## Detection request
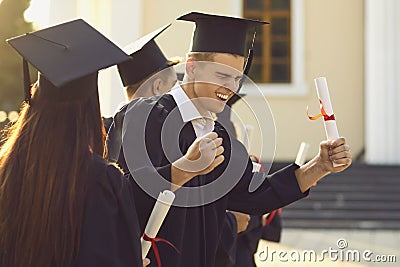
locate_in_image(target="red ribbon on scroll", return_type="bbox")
[307,99,335,121]
[142,233,180,267]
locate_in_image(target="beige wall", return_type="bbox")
[142,0,242,58]
[268,0,364,161]
[142,0,364,162]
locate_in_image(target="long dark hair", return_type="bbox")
[0,74,106,266]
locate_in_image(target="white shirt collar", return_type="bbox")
[168,82,212,122]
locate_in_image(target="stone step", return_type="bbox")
[282,210,400,220]
[310,184,400,193]
[284,201,400,211]
[317,176,400,185]
[282,219,400,230]
[268,163,400,175]
[270,162,400,229]
[304,191,400,201]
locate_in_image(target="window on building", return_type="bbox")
[243,0,291,83]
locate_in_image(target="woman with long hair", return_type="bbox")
[0,20,144,266]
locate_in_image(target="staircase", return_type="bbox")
[272,163,400,229]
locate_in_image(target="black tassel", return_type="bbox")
[244,31,256,76]
[243,48,253,77]
[23,59,31,104]
[237,48,253,94]
[238,31,256,93]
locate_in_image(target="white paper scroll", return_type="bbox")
[252,162,262,172]
[141,190,175,259]
[295,142,310,166]
[242,124,254,151]
[314,77,343,167]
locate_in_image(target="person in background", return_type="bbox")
[0,19,148,267]
[103,24,179,132]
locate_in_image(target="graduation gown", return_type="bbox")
[74,154,142,267]
[234,215,263,267]
[102,116,114,133]
[214,212,238,267]
[216,104,283,267]
[109,94,308,267]
[214,107,248,267]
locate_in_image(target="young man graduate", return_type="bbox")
[117,12,352,267]
[107,24,255,267]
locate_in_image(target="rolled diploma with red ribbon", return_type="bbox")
[141,190,175,259]
[314,77,343,167]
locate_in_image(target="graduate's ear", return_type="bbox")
[185,58,196,80]
[152,78,163,95]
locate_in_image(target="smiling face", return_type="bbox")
[184,53,245,114]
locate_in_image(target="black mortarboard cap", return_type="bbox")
[118,24,176,87]
[7,19,130,103]
[177,12,268,57]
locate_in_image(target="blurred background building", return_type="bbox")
[2,0,399,165]
[1,1,399,265]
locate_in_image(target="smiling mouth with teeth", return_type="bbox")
[216,92,230,101]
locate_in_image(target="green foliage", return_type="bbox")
[0,0,33,112]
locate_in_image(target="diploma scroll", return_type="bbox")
[313,77,344,167]
[141,190,175,259]
[242,124,254,151]
[252,162,262,172]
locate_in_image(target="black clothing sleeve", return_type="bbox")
[227,160,309,215]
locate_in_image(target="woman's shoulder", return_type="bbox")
[88,154,125,188]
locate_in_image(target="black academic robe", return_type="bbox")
[261,212,282,243]
[102,116,114,133]
[216,103,283,267]
[214,107,245,267]
[109,94,308,267]
[214,212,238,267]
[234,216,263,267]
[74,154,142,267]
[108,103,243,267]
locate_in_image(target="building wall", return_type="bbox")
[143,0,364,161]
[47,0,144,117]
[45,0,364,161]
[141,0,242,58]
[365,0,400,165]
[268,0,364,161]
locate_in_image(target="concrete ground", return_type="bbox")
[255,229,399,267]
